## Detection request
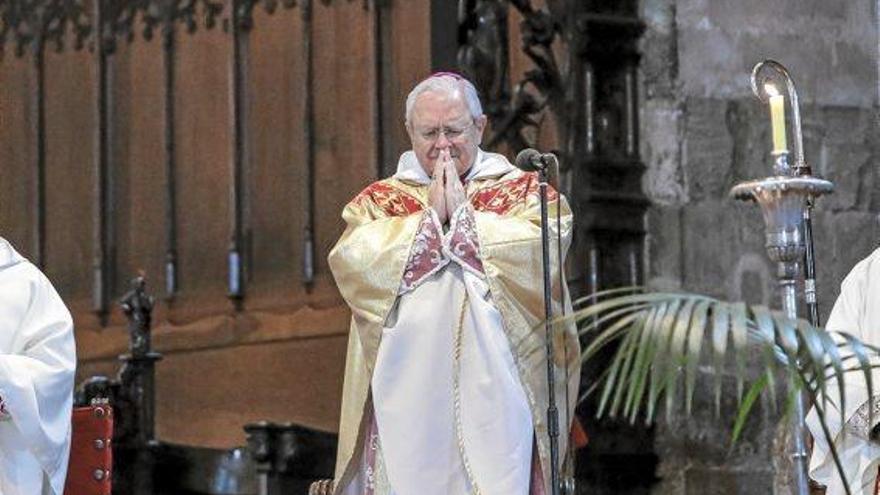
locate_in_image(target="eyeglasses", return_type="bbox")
[414,121,475,143]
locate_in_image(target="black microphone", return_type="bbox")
[515,148,556,172]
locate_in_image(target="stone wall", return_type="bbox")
[638,0,879,492]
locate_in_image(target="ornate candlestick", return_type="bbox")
[750,60,823,326]
[731,60,834,495]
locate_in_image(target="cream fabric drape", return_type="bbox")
[329,151,580,495]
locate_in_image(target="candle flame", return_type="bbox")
[764,83,780,98]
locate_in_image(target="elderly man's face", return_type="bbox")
[407,90,487,176]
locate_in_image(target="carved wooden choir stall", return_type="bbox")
[76,277,337,495]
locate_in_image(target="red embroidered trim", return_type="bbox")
[399,210,448,294]
[470,172,559,215]
[354,182,424,217]
[445,205,483,275]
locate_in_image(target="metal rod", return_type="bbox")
[629,243,639,286]
[625,65,637,157]
[301,0,315,289]
[780,275,810,495]
[800,366,851,495]
[162,24,178,299]
[584,64,595,156]
[93,0,114,322]
[539,168,561,495]
[588,244,599,322]
[554,164,576,495]
[228,1,247,302]
[32,44,46,269]
[802,205,820,327]
[258,474,268,495]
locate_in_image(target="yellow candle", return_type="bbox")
[766,85,787,153]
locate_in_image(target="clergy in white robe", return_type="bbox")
[328,74,580,495]
[807,247,880,494]
[0,237,76,495]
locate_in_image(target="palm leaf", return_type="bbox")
[600,314,640,418]
[750,306,779,409]
[569,289,879,495]
[684,300,709,415]
[730,302,749,403]
[646,299,681,423]
[664,299,696,421]
[624,304,664,422]
[711,303,730,415]
[731,373,769,444]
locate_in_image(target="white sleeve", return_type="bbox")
[825,261,869,338]
[0,266,76,495]
[808,250,880,494]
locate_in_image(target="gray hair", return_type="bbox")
[404,74,483,126]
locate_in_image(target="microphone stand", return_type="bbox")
[554,160,576,495]
[537,160,562,495]
[792,136,821,329]
[802,200,819,326]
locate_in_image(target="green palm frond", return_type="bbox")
[569,289,877,421]
[563,288,880,495]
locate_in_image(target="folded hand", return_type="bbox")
[444,157,467,217]
[428,153,448,225]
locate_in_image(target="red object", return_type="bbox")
[529,440,546,495]
[875,465,880,495]
[570,415,589,450]
[63,405,113,495]
[352,182,424,217]
[470,172,559,215]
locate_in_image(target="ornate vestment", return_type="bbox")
[328,151,579,495]
[808,247,880,494]
[0,238,76,495]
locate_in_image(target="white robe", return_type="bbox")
[341,151,535,495]
[0,238,76,495]
[808,247,880,494]
[370,262,533,495]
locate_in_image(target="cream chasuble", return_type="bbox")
[0,238,76,495]
[328,150,579,495]
[808,247,880,494]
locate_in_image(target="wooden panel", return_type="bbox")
[79,334,348,448]
[112,38,168,324]
[246,7,307,305]
[150,335,347,448]
[173,25,232,317]
[0,0,437,450]
[43,47,96,301]
[383,0,431,172]
[0,55,33,254]
[312,1,379,279]
[0,2,438,329]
